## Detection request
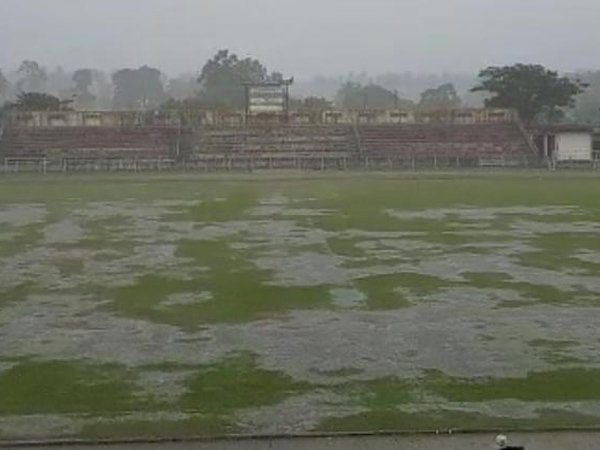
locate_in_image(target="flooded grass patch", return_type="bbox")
[81,414,234,440]
[464,272,598,307]
[109,239,332,327]
[518,233,600,275]
[1,173,600,438]
[353,273,448,310]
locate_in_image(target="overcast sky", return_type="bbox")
[1,0,598,78]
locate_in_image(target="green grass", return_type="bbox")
[327,236,366,258]
[427,368,600,403]
[0,283,32,309]
[182,352,312,413]
[353,273,448,310]
[320,368,600,432]
[0,223,45,258]
[77,352,310,439]
[517,233,600,275]
[0,360,149,415]
[331,368,600,408]
[0,353,313,434]
[56,258,85,277]
[318,409,600,433]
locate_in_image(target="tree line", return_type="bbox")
[1,51,599,126]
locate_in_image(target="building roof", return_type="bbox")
[536,124,594,134]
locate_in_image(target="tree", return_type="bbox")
[288,97,332,122]
[16,60,47,93]
[197,49,271,109]
[165,73,198,101]
[290,96,332,112]
[112,66,165,110]
[335,82,413,109]
[6,92,71,111]
[72,69,93,93]
[0,69,8,99]
[572,71,600,125]
[419,83,461,109]
[72,69,96,109]
[471,64,586,125]
[87,69,113,110]
[47,66,72,98]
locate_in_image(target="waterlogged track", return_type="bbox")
[0,173,599,441]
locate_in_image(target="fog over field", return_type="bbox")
[1,0,599,77]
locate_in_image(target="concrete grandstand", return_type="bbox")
[0,108,542,172]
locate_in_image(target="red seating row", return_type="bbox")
[1,126,180,158]
[358,123,531,158]
[0,122,534,162]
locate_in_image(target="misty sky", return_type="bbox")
[1,0,598,78]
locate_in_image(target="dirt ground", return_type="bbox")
[8,431,600,450]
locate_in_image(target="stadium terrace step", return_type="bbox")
[0,122,534,169]
[1,126,181,159]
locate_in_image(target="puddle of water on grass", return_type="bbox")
[43,220,84,245]
[386,206,580,221]
[158,292,214,309]
[236,390,366,435]
[0,204,48,227]
[330,288,367,309]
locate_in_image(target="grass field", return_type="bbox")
[0,172,599,441]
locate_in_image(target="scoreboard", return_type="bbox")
[248,85,286,114]
[244,79,293,116]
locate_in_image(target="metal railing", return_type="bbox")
[1,154,539,174]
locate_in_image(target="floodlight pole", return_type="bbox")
[284,82,290,123]
[244,85,250,126]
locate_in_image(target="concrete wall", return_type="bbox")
[321,108,516,125]
[557,132,593,161]
[321,109,517,124]
[5,111,182,128]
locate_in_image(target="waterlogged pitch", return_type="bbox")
[0,172,599,440]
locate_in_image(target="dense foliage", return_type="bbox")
[112,66,165,110]
[419,83,461,109]
[472,64,586,124]
[335,82,413,109]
